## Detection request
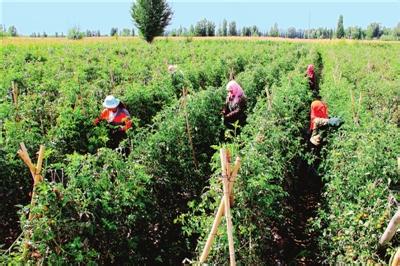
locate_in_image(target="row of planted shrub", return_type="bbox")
[0,39,279,249]
[126,43,312,264]
[314,43,400,264]
[178,49,322,264]
[1,40,309,264]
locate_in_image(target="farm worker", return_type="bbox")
[309,95,342,146]
[306,64,317,93]
[94,95,132,149]
[222,80,247,132]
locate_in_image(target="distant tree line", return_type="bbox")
[2,14,400,41]
[0,24,137,39]
[166,16,400,41]
[0,25,18,37]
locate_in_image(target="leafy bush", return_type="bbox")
[4,149,154,264]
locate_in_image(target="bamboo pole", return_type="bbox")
[12,81,20,121]
[199,156,241,263]
[199,196,226,263]
[200,157,240,263]
[392,248,400,266]
[221,149,236,266]
[355,92,362,125]
[380,159,400,246]
[229,68,235,81]
[18,143,36,179]
[17,143,45,259]
[265,86,273,111]
[229,157,241,206]
[182,87,199,170]
[17,150,36,177]
[379,208,400,246]
[390,160,400,266]
[17,143,46,220]
[11,81,18,107]
[35,145,45,181]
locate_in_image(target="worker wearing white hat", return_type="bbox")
[94,95,132,149]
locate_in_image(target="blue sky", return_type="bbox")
[1,0,399,35]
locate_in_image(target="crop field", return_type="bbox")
[0,38,399,264]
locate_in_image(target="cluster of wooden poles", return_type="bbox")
[199,148,241,265]
[17,143,45,258]
[14,141,400,265]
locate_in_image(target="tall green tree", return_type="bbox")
[228,21,237,36]
[7,25,17,37]
[394,22,400,38]
[336,15,345,38]
[366,22,382,39]
[287,27,297,38]
[269,23,279,37]
[110,27,118,36]
[195,19,207,36]
[222,19,228,36]
[206,20,216,36]
[130,0,173,43]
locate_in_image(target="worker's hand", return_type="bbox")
[314,118,329,128]
[310,134,321,146]
[93,118,100,125]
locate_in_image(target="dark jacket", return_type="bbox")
[222,96,247,127]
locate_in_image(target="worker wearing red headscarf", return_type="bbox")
[306,64,317,92]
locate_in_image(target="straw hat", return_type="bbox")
[103,95,120,109]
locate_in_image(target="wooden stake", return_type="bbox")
[379,208,400,246]
[355,92,362,125]
[265,86,272,111]
[199,196,226,263]
[199,150,240,265]
[221,149,236,266]
[12,81,18,107]
[229,68,235,81]
[17,143,45,221]
[392,248,400,266]
[17,150,36,177]
[182,87,198,170]
[350,89,360,126]
[17,143,45,260]
[380,159,400,247]
[229,157,241,206]
[35,145,45,181]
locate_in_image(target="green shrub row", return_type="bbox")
[1,40,308,264]
[315,43,400,264]
[179,50,321,264]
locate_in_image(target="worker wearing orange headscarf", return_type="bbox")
[309,95,342,146]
